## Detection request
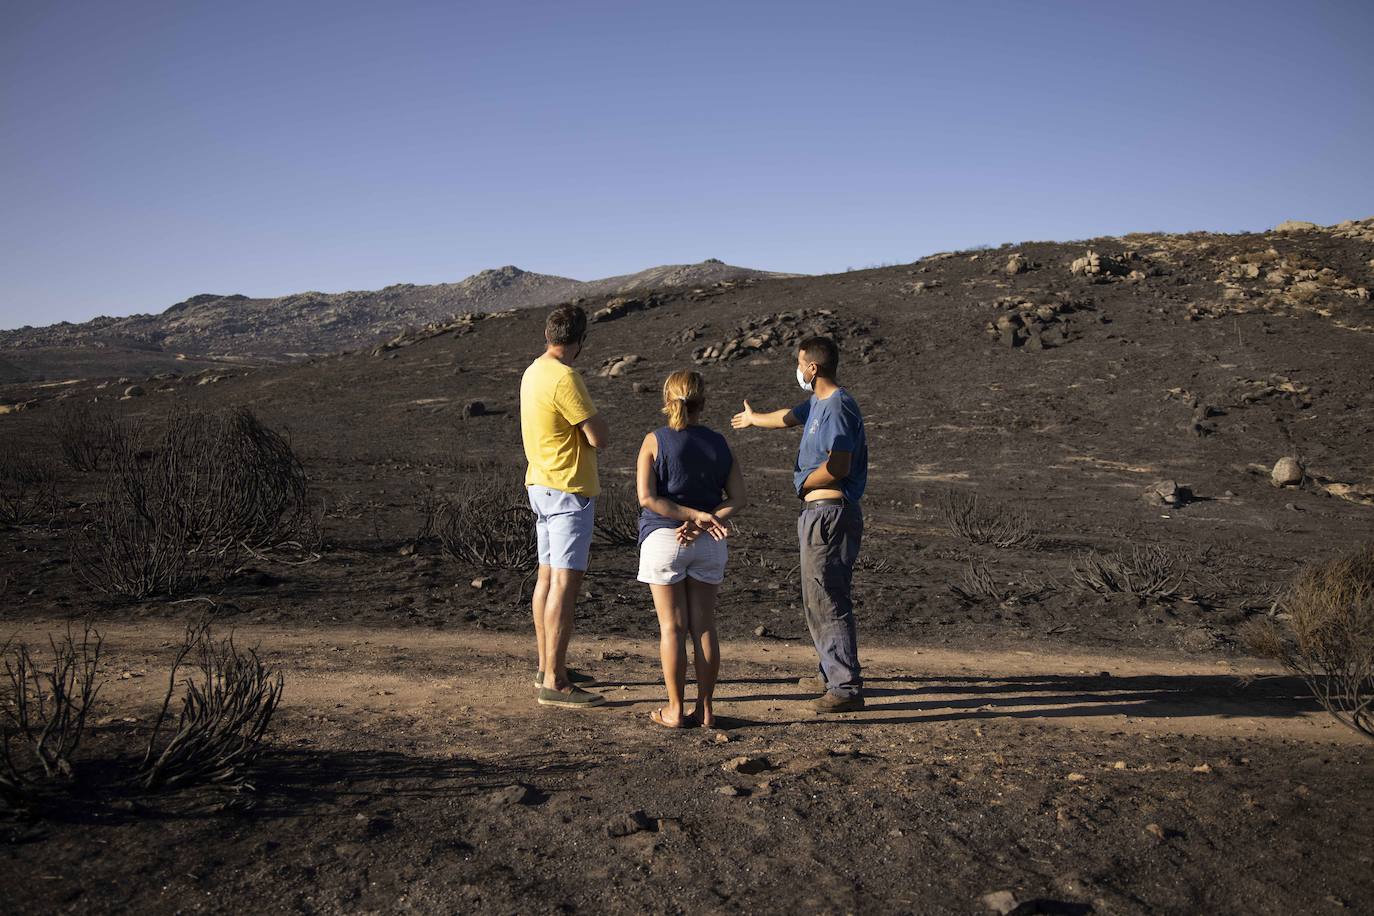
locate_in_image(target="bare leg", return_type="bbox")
[685,578,721,727]
[532,564,552,675]
[541,568,584,691]
[649,582,689,726]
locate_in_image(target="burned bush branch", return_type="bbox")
[0,624,102,788]
[593,481,640,547]
[75,406,312,598]
[0,447,61,527]
[438,465,538,570]
[949,558,1004,602]
[52,403,125,472]
[1245,544,1374,740]
[138,619,283,790]
[1070,546,1191,600]
[936,489,1039,550]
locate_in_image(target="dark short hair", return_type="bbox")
[798,335,840,378]
[545,305,587,346]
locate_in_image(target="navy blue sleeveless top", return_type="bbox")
[638,425,734,543]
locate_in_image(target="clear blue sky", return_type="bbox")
[2,0,1371,329]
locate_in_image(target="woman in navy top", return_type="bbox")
[636,370,748,729]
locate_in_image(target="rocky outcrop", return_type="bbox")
[691,310,880,365]
[0,261,799,367]
[1069,250,1131,280]
[982,295,1091,349]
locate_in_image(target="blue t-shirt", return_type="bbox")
[638,425,734,543]
[792,389,867,502]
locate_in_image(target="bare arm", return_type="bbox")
[731,400,800,431]
[580,412,611,449]
[712,459,748,521]
[801,449,852,492]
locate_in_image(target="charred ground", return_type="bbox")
[2,221,1373,914]
[3,221,1372,652]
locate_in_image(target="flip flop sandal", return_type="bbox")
[650,707,687,729]
[688,712,719,730]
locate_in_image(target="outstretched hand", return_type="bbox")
[731,400,755,430]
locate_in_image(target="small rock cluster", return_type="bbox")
[1069,249,1130,280]
[1328,216,1374,243]
[1004,252,1036,275]
[591,296,654,324]
[0,399,38,415]
[900,278,943,294]
[692,310,878,365]
[595,354,643,378]
[983,295,1090,349]
[1213,248,1368,312]
[1164,387,1225,436]
[1236,374,1312,409]
[371,313,480,356]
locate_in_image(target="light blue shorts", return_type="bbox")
[527,485,597,571]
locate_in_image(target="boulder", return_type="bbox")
[981,890,1019,915]
[1004,253,1032,275]
[1069,250,1128,279]
[1271,457,1304,487]
[1273,219,1319,233]
[462,400,486,419]
[1144,480,1192,507]
[123,385,146,398]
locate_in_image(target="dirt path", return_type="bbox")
[8,618,1373,915]
[19,617,1356,745]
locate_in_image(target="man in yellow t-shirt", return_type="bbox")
[520,304,611,709]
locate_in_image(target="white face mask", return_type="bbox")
[796,366,813,392]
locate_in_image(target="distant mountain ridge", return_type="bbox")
[0,259,799,363]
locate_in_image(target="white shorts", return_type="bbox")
[637,527,728,586]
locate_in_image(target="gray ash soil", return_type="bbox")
[2,222,1374,913]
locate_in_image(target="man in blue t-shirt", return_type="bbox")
[732,335,868,712]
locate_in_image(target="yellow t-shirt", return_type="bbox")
[520,356,600,496]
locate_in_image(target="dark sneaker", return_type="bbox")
[537,686,606,709]
[811,693,865,714]
[533,669,600,688]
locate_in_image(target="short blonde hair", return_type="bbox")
[661,370,705,430]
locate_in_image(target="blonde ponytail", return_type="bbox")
[661,370,705,430]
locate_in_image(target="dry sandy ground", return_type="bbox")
[4,620,1371,915]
